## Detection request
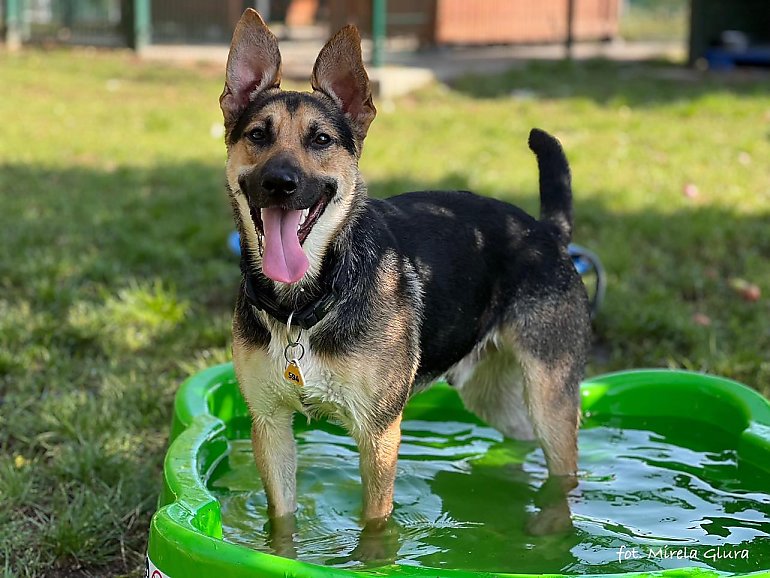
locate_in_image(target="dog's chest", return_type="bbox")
[290,354,349,415]
[239,340,364,426]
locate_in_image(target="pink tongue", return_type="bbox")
[260,208,309,284]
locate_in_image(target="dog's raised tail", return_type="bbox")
[528,128,573,243]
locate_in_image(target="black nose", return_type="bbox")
[261,169,299,195]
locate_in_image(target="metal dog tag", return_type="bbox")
[284,360,305,387]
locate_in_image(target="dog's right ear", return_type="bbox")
[220,9,282,125]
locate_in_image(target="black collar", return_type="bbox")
[243,273,337,331]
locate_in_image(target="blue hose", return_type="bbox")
[568,243,606,318]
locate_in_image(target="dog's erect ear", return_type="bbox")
[220,9,281,124]
[311,26,376,142]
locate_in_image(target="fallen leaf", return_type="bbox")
[728,277,761,302]
[692,313,712,327]
[683,183,699,199]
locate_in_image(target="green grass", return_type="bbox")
[1,49,769,576]
[620,0,689,42]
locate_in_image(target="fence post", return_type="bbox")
[132,0,150,52]
[256,0,270,21]
[565,0,576,59]
[5,0,22,50]
[371,0,386,68]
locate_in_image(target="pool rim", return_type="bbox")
[148,364,770,578]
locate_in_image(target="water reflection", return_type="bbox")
[209,416,770,574]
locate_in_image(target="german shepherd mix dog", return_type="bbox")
[222,9,590,532]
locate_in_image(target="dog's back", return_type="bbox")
[356,129,584,382]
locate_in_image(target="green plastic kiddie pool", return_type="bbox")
[147,364,770,577]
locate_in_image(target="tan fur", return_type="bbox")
[234,310,411,522]
[226,99,359,192]
[518,352,579,476]
[250,413,296,518]
[356,415,402,521]
[449,326,580,476]
[451,334,536,441]
[233,248,417,524]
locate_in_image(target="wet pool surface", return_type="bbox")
[208,415,770,574]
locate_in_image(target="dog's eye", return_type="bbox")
[313,133,332,147]
[247,128,266,144]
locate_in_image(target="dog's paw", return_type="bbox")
[265,515,299,558]
[526,501,574,536]
[350,518,401,565]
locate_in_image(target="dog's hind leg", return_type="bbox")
[518,351,581,477]
[516,330,585,535]
[454,323,584,536]
[512,291,589,478]
[453,312,586,478]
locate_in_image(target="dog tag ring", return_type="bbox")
[283,312,305,386]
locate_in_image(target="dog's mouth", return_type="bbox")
[249,194,331,284]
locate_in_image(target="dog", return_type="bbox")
[221,9,590,530]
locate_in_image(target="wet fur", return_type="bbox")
[223,9,590,527]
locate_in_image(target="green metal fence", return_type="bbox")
[2,0,297,49]
[15,0,130,46]
[2,0,384,57]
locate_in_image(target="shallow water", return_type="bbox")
[208,415,770,574]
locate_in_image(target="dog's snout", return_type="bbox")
[262,168,299,196]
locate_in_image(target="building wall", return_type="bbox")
[433,0,618,44]
[330,0,619,45]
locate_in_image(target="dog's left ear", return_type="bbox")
[220,9,282,125]
[311,26,376,144]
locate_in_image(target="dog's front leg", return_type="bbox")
[354,414,402,522]
[251,410,297,519]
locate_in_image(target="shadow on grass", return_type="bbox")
[0,159,768,576]
[1,159,768,388]
[0,160,238,409]
[0,160,237,322]
[448,59,770,108]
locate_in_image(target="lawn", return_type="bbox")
[620,0,688,41]
[1,49,769,577]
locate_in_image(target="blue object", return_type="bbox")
[228,231,241,256]
[705,46,770,71]
[568,243,606,317]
